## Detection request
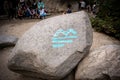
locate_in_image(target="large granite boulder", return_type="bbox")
[0,35,18,49]
[75,45,120,80]
[8,11,93,80]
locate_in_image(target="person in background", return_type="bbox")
[92,2,97,15]
[32,0,37,9]
[7,0,14,20]
[66,4,72,14]
[37,0,44,11]
[80,0,86,10]
[86,4,91,13]
[37,0,45,18]
[25,6,33,18]
[39,7,46,19]
[20,0,25,8]
[17,7,23,19]
[63,4,72,14]
[78,0,81,10]
[32,0,38,18]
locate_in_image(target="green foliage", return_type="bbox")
[91,17,120,40]
[90,0,120,40]
[97,0,120,19]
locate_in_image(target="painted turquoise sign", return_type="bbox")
[52,28,78,48]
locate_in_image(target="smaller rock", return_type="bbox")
[0,35,18,49]
[75,45,120,80]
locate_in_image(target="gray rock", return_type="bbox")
[0,35,18,49]
[8,11,93,80]
[62,70,75,80]
[90,32,120,51]
[75,45,120,80]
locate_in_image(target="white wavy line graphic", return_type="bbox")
[54,28,77,37]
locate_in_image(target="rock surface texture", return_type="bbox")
[75,45,120,80]
[8,11,93,80]
[0,35,18,48]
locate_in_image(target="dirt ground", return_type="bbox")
[0,17,120,80]
[0,19,40,37]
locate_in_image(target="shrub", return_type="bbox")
[91,17,120,40]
